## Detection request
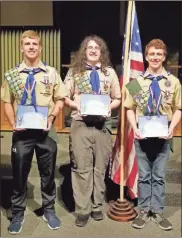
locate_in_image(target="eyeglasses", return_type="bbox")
[86,46,100,51]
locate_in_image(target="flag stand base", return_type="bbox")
[107,198,137,222]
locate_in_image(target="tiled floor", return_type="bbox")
[1,133,181,237]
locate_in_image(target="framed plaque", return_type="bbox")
[80,94,110,116]
[16,105,48,129]
[138,115,168,138]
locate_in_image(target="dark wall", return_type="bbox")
[136,1,181,54]
[53,1,121,66]
[53,1,181,69]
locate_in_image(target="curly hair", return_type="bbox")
[70,35,112,76]
[145,39,167,56]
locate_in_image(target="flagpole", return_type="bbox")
[120,0,133,201]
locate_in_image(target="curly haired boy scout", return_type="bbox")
[64,35,121,227]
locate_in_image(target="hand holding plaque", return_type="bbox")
[16,105,48,130]
[80,94,110,117]
[138,115,168,138]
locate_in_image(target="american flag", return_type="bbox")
[109,2,144,199]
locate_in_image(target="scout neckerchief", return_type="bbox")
[85,64,101,94]
[20,68,43,112]
[146,74,163,116]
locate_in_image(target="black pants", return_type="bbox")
[11,130,57,218]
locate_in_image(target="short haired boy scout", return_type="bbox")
[124,39,181,231]
[64,35,121,227]
[1,30,67,234]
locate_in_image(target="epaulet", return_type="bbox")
[167,71,171,76]
[140,71,145,77]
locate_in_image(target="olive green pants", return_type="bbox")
[69,119,112,215]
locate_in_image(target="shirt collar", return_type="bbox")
[143,67,169,79]
[17,60,47,72]
[85,62,101,69]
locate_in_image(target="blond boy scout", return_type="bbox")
[124,39,181,231]
[64,35,121,227]
[1,30,67,234]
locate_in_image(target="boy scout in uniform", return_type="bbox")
[1,30,67,234]
[124,39,181,231]
[64,35,121,227]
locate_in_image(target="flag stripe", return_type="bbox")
[130,60,144,72]
[130,51,143,62]
[110,2,144,199]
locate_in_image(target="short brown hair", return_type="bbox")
[20,30,41,46]
[145,39,167,56]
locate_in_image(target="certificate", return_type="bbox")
[138,115,168,138]
[80,94,110,116]
[16,105,48,129]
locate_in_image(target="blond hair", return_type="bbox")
[145,39,167,56]
[20,30,41,46]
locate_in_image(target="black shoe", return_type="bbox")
[75,214,90,227]
[91,211,104,221]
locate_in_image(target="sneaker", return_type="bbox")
[131,211,150,229]
[91,211,104,221]
[8,216,25,234]
[42,212,61,230]
[75,214,90,227]
[151,213,173,231]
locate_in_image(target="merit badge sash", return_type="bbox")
[74,72,93,94]
[126,79,149,115]
[4,67,24,102]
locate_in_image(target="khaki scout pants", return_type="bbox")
[69,119,112,215]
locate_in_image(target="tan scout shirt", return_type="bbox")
[1,61,67,116]
[124,68,182,121]
[64,66,121,120]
